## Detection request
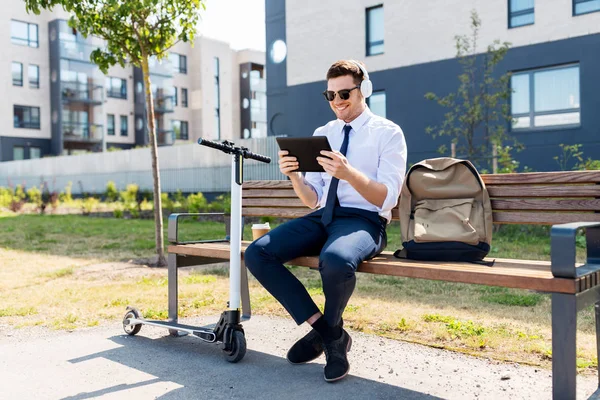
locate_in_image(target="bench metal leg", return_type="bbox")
[168,253,178,324]
[552,293,578,400]
[596,302,600,389]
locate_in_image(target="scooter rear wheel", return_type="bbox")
[224,330,246,363]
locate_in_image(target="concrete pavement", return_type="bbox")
[0,315,597,399]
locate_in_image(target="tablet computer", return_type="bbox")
[276,136,332,172]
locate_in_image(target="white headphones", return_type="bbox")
[350,60,373,98]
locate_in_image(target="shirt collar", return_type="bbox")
[340,106,373,133]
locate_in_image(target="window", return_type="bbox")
[367,91,386,118]
[11,20,38,47]
[182,88,188,107]
[107,114,115,135]
[172,120,189,140]
[366,5,384,56]
[12,62,23,86]
[120,115,128,136]
[511,64,580,130]
[29,64,39,88]
[509,0,534,28]
[106,77,127,99]
[14,105,40,129]
[173,86,178,106]
[13,146,25,160]
[214,57,220,140]
[30,147,41,159]
[170,53,187,74]
[573,0,600,15]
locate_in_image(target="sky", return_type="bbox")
[198,0,266,52]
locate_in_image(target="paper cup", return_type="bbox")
[252,222,271,240]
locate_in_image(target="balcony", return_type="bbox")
[62,122,103,143]
[153,94,174,113]
[157,129,174,146]
[148,57,174,77]
[62,81,104,105]
[59,40,102,63]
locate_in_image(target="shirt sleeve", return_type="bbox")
[303,128,326,209]
[375,126,407,212]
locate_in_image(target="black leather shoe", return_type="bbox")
[286,329,324,364]
[323,329,352,382]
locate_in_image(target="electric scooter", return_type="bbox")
[121,138,271,363]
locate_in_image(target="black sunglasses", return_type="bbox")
[322,86,360,101]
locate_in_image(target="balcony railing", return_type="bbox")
[62,122,103,142]
[62,81,104,104]
[153,94,174,113]
[149,57,174,77]
[59,41,101,63]
[157,129,174,146]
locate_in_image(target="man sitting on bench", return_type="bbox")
[245,59,407,382]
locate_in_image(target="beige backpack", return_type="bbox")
[396,158,493,262]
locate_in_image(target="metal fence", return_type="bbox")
[0,137,283,195]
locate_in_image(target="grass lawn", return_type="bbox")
[0,213,596,372]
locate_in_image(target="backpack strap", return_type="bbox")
[393,248,407,259]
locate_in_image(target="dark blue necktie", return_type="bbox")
[321,124,352,226]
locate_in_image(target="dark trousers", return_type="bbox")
[245,207,387,327]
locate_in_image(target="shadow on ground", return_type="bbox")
[63,331,440,400]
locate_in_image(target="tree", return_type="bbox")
[24,0,205,266]
[425,10,518,170]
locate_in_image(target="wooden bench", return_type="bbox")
[167,170,600,400]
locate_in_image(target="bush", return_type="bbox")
[106,181,119,202]
[10,185,26,212]
[0,187,11,209]
[59,182,73,204]
[82,197,100,215]
[161,192,175,214]
[187,192,208,213]
[120,184,139,203]
[113,203,124,218]
[27,186,42,210]
[174,190,187,209]
[209,193,231,214]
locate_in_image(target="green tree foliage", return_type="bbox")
[24,0,205,266]
[425,10,518,170]
[554,144,600,171]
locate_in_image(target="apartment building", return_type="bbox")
[266,0,600,171]
[1,0,266,162]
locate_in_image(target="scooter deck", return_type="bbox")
[140,319,217,332]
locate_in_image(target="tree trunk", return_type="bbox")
[141,55,167,267]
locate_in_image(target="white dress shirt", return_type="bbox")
[305,107,407,223]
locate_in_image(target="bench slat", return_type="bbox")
[482,171,600,185]
[168,242,577,294]
[492,211,600,225]
[243,198,305,207]
[488,185,600,198]
[491,199,600,211]
[243,189,298,198]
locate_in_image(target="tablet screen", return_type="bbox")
[276,137,332,172]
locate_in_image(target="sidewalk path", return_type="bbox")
[0,315,596,399]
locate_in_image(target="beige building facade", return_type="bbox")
[1,0,265,162]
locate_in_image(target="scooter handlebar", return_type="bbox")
[197,138,271,164]
[242,150,271,164]
[197,138,232,153]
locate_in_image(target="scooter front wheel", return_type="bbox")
[123,307,142,336]
[223,330,246,363]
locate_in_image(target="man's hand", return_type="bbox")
[278,150,301,179]
[317,150,355,181]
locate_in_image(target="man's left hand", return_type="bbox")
[317,150,355,181]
